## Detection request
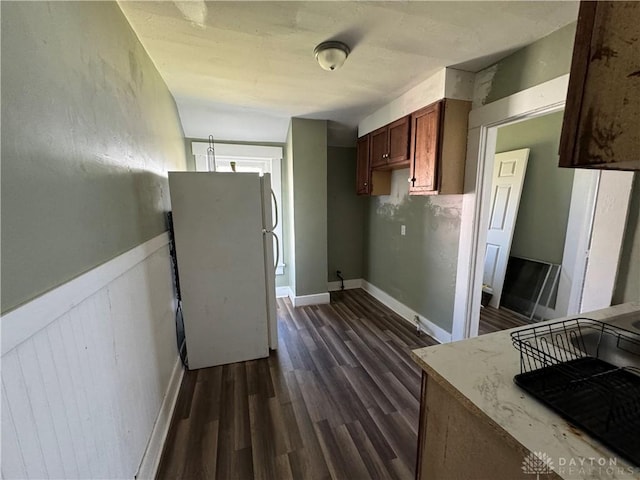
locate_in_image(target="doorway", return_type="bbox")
[480,111,577,333]
[451,75,634,341]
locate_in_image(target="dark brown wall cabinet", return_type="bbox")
[559,1,640,170]
[356,99,470,196]
[370,116,411,169]
[409,99,471,195]
[356,134,391,196]
[356,135,370,195]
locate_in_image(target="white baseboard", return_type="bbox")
[275,286,289,298]
[135,357,185,480]
[328,279,363,292]
[289,291,331,307]
[361,280,452,344]
[1,232,170,354]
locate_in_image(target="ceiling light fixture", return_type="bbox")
[314,41,350,71]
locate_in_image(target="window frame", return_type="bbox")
[191,142,285,276]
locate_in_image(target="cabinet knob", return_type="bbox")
[364,182,368,186]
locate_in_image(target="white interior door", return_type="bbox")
[483,148,529,308]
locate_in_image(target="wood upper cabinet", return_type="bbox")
[409,102,441,194]
[559,1,640,170]
[409,98,471,195]
[356,135,371,195]
[387,116,411,166]
[370,126,388,168]
[356,134,391,196]
[356,99,469,196]
[369,116,411,169]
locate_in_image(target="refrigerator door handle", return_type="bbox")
[262,229,280,270]
[270,189,278,231]
[272,232,280,271]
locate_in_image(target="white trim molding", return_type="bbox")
[275,286,290,298]
[453,76,570,342]
[328,279,363,292]
[581,171,634,312]
[289,291,331,308]
[361,280,451,344]
[135,357,184,479]
[191,142,282,159]
[1,233,170,355]
[468,75,569,129]
[453,73,632,341]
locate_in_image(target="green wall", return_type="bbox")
[363,170,462,331]
[1,2,187,313]
[327,147,366,282]
[289,118,328,296]
[613,173,640,304]
[477,22,576,106]
[496,111,574,264]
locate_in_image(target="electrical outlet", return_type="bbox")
[401,225,406,236]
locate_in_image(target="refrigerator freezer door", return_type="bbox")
[260,174,278,350]
[168,172,269,369]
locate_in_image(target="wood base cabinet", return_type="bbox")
[409,99,471,195]
[416,373,562,480]
[559,1,640,170]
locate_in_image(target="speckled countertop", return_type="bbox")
[412,302,640,480]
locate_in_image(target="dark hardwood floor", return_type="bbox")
[157,288,437,480]
[478,305,529,335]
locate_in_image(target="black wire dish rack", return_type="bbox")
[511,318,640,467]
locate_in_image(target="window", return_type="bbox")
[191,142,285,276]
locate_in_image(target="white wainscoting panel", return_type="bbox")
[1,234,182,479]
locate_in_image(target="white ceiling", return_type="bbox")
[119,1,578,146]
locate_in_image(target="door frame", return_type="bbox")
[451,74,633,341]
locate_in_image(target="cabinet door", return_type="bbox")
[559,1,640,170]
[356,135,371,195]
[410,102,441,194]
[387,116,411,166]
[370,126,389,168]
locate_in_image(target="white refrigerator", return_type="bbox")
[168,172,278,370]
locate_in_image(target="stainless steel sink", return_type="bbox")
[520,314,640,370]
[511,315,640,468]
[602,310,640,332]
[569,328,640,369]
